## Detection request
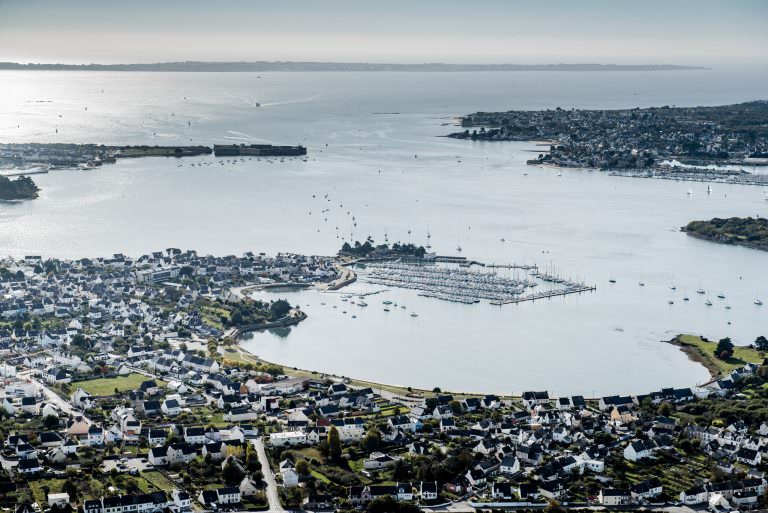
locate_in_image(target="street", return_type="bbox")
[253,437,285,512]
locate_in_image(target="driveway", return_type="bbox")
[252,438,284,512]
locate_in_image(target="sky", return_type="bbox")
[0,0,766,66]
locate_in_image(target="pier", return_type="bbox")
[360,260,595,305]
[490,284,597,305]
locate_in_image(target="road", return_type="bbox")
[18,370,89,422]
[253,437,285,512]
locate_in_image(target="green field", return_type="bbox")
[140,471,178,492]
[73,373,165,396]
[676,334,765,376]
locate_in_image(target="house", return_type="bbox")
[47,493,70,507]
[171,489,192,511]
[631,478,663,500]
[539,479,567,500]
[142,400,161,416]
[364,452,399,470]
[270,431,307,447]
[183,426,206,444]
[87,425,105,446]
[623,439,657,461]
[522,391,549,408]
[198,487,241,506]
[71,388,94,410]
[16,458,42,475]
[420,481,438,501]
[328,383,348,396]
[396,482,413,501]
[389,415,416,432]
[735,447,761,466]
[161,399,181,416]
[281,467,299,488]
[492,482,515,500]
[599,488,631,506]
[148,446,168,466]
[167,443,197,465]
[499,455,521,475]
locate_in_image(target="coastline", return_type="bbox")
[663,334,766,381]
[235,330,765,400]
[682,229,768,252]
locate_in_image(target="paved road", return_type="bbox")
[19,370,89,422]
[253,438,285,512]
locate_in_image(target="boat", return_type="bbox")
[707,185,712,194]
[358,301,368,307]
[686,188,692,195]
[705,300,713,306]
[717,293,725,299]
[638,282,645,287]
[696,288,705,294]
[755,299,763,305]
[725,305,731,310]
[609,279,616,284]
[351,315,357,318]
[410,312,418,317]
[668,300,674,304]
[382,300,392,305]
[383,307,390,312]
[670,285,676,290]
[683,296,689,301]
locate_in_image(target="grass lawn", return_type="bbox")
[310,470,331,484]
[675,334,765,377]
[28,478,66,506]
[141,471,178,492]
[73,373,166,396]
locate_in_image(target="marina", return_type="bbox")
[358,260,595,305]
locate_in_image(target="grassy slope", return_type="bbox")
[673,334,765,378]
[73,373,166,396]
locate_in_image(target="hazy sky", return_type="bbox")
[1,0,766,65]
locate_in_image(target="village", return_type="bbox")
[0,249,766,513]
[448,101,768,185]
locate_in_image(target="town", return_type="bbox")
[448,101,768,185]
[0,248,766,513]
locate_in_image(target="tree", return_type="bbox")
[755,335,768,352]
[245,443,259,471]
[449,400,463,416]
[222,460,245,485]
[295,459,309,476]
[545,499,566,513]
[657,402,673,417]
[328,426,342,463]
[42,414,59,429]
[715,337,734,360]
[269,299,291,320]
[360,428,381,452]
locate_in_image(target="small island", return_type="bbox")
[0,174,40,200]
[682,216,768,251]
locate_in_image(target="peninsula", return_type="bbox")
[0,61,707,72]
[448,101,768,185]
[0,174,39,200]
[682,216,768,251]
[0,142,307,175]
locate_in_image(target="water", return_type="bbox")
[2,69,767,395]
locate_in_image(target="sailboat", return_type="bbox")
[707,185,712,194]
[686,188,693,195]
